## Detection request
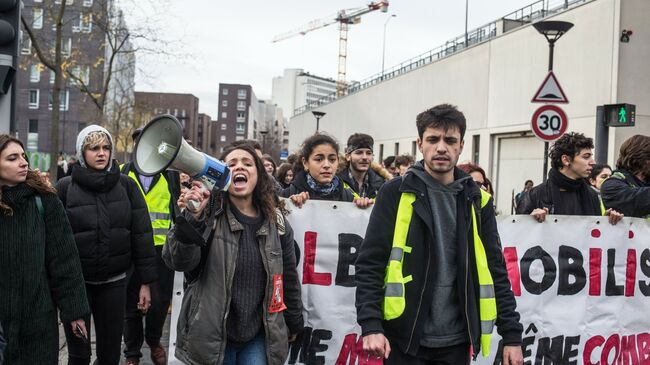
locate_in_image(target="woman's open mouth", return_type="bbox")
[233,173,248,188]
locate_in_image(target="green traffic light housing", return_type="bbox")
[604,103,636,127]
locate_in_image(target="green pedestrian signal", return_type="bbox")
[604,103,635,127]
[618,107,627,123]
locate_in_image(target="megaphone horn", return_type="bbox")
[133,114,232,200]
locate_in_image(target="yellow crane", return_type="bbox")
[272,1,389,96]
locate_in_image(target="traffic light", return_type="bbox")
[0,0,19,94]
[604,103,636,127]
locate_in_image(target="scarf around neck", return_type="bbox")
[306,173,340,197]
[548,168,600,216]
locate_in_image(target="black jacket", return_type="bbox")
[338,167,386,199]
[601,169,650,218]
[279,170,354,202]
[355,168,522,356]
[515,179,600,215]
[55,163,157,284]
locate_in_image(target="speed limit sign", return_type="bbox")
[531,105,568,141]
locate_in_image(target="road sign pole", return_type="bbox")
[595,106,608,164]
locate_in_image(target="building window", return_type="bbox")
[221,123,227,130]
[79,13,92,33]
[32,8,43,29]
[221,112,227,119]
[379,144,384,162]
[236,123,245,134]
[71,65,90,85]
[220,135,226,142]
[181,109,186,118]
[49,70,55,84]
[29,64,40,83]
[222,100,228,107]
[61,38,72,56]
[27,119,38,151]
[82,0,93,6]
[54,0,74,4]
[472,135,480,163]
[222,88,229,95]
[411,141,417,157]
[236,111,245,121]
[28,89,39,109]
[236,101,246,111]
[20,35,31,55]
[237,89,247,99]
[48,90,69,111]
[235,136,245,141]
[394,142,399,156]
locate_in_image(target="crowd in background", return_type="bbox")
[0,102,648,365]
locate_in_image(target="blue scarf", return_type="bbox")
[306,173,340,197]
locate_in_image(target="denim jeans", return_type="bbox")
[223,332,267,365]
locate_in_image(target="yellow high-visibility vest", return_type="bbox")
[383,189,497,357]
[125,168,172,246]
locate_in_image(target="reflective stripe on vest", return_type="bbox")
[343,181,361,199]
[383,189,497,357]
[126,168,172,246]
[472,189,497,357]
[383,192,415,320]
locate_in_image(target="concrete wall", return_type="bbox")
[288,0,649,213]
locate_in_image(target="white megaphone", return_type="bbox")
[133,114,231,210]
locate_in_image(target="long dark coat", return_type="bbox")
[0,184,90,364]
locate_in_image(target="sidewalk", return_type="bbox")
[58,314,171,365]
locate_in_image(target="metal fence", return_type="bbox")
[294,0,588,116]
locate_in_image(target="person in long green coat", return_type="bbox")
[0,134,90,365]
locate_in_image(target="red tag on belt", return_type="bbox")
[269,274,287,313]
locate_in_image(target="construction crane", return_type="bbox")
[272,1,389,96]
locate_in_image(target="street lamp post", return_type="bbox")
[312,111,326,132]
[532,20,573,182]
[381,14,396,80]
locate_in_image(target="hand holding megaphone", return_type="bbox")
[179,181,211,216]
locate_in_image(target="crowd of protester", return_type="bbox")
[0,102,648,365]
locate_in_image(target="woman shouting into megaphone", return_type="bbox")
[163,143,304,365]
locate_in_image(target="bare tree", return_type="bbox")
[21,0,176,178]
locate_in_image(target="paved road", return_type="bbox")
[58,314,171,365]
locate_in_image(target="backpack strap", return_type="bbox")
[34,195,44,219]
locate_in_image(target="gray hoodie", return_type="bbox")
[75,125,115,170]
[410,161,470,348]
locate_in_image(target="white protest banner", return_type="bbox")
[283,201,650,365]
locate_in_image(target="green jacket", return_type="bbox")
[0,184,89,365]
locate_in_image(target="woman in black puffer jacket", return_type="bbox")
[55,125,157,365]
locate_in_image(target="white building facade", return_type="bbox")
[288,0,650,215]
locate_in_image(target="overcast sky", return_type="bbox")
[122,0,534,118]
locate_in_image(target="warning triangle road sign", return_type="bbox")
[532,71,569,103]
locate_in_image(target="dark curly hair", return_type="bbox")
[300,133,340,163]
[616,135,650,175]
[219,143,278,220]
[416,103,466,140]
[549,132,594,170]
[0,134,56,216]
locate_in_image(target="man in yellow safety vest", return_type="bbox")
[355,104,524,365]
[122,128,181,365]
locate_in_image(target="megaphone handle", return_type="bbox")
[186,183,208,213]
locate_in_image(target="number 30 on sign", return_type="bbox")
[531,105,568,141]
